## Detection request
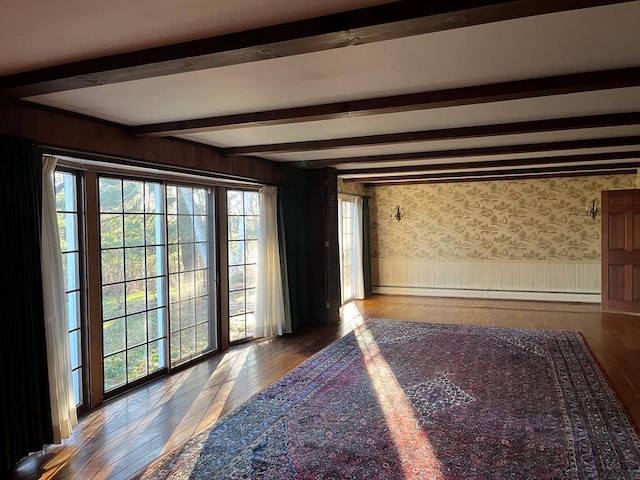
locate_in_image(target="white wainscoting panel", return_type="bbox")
[371,258,601,303]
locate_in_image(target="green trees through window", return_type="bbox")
[55,171,83,406]
[99,177,168,392]
[227,190,259,342]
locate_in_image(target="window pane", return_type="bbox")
[123,180,144,213]
[104,352,126,391]
[169,304,180,333]
[126,313,147,348]
[66,291,80,330]
[145,214,164,245]
[246,264,257,289]
[102,249,124,284]
[180,243,195,272]
[244,191,259,215]
[180,299,196,328]
[228,216,244,240]
[145,183,163,214]
[124,214,145,246]
[146,246,164,278]
[63,251,80,292]
[245,313,255,337]
[100,214,123,248]
[148,340,164,373]
[178,215,194,243]
[181,327,196,357]
[69,330,81,369]
[127,345,148,381]
[72,369,82,406]
[167,214,178,244]
[196,323,209,351]
[229,290,245,317]
[166,186,177,215]
[227,190,243,215]
[170,332,180,361]
[245,216,258,240]
[229,315,246,343]
[99,178,123,213]
[195,242,208,269]
[126,280,146,314]
[102,283,125,320]
[193,189,207,215]
[60,212,78,251]
[103,318,125,356]
[229,266,245,291]
[125,247,146,281]
[148,308,165,341]
[246,240,258,264]
[228,241,244,266]
[180,271,195,300]
[195,296,208,323]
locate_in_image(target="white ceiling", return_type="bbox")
[2,0,640,184]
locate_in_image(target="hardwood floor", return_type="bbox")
[10,295,640,480]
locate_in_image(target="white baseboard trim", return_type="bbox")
[372,286,601,304]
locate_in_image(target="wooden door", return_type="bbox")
[602,189,640,313]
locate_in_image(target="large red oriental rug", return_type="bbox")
[133,319,640,479]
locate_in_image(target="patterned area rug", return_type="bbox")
[133,319,640,479]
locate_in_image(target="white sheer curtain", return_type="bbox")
[42,156,77,443]
[353,196,365,300]
[254,186,286,337]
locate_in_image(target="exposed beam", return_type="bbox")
[363,168,637,185]
[337,150,640,176]
[0,0,632,98]
[223,112,640,156]
[344,161,640,183]
[302,136,640,168]
[130,67,640,136]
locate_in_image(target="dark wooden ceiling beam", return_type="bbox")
[130,67,640,136]
[346,161,640,183]
[363,168,637,185]
[301,136,640,168]
[223,112,640,155]
[337,150,640,176]
[0,0,632,98]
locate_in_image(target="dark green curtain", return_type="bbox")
[277,185,309,333]
[0,136,53,471]
[362,196,373,297]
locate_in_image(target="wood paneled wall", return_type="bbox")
[0,100,301,185]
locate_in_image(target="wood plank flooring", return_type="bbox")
[10,296,640,480]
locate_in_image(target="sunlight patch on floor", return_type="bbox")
[341,300,366,329]
[157,346,251,473]
[355,324,446,480]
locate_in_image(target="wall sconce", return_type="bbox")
[390,205,404,223]
[586,199,599,219]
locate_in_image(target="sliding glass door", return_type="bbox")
[99,178,168,392]
[98,176,217,395]
[167,185,215,366]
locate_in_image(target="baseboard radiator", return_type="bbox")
[372,258,600,303]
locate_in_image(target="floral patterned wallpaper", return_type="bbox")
[338,178,368,197]
[369,175,637,262]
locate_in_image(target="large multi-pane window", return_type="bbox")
[227,190,259,342]
[99,177,168,392]
[52,163,248,403]
[167,186,214,366]
[55,170,83,406]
